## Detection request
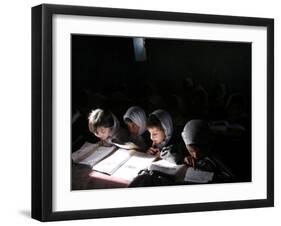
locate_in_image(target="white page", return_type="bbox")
[92,149,133,175]
[72,142,116,167]
[112,152,156,181]
[79,145,117,167]
[184,167,214,183]
[71,142,98,163]
[149,159,185,175]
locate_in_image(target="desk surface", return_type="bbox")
[71,163,190,190]
[72,163,130,190]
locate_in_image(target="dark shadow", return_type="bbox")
[19,210,31,218]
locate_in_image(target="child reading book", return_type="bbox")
[146,109,172,154]
[181,120,233,183]
[181,120,212,170]
[129,110,184,187]
[123,106,148,151]
[146,109,183,164]
[88,108,128,146]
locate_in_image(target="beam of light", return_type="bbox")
[133,38,147,62]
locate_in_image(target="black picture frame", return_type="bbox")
[32,4,274,222]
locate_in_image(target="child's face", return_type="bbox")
[94,126,111,141]
[126,121,140,136]
[186,144,201,159]
[148,127,166,145]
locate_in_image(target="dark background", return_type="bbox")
[71,34,252,182]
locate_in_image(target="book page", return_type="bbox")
[71,142,98,163]
[72,142,116,167]
[184,167,214,183]
[112,152,156,181]
[149,159,185,175]
[92,149,134,175]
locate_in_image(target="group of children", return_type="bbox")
[87,106,231,185]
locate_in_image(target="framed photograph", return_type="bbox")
[32,4,274,221]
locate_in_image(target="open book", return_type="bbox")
[148,159,185,176]
[184,167,214,183]
[72,142,117,167]
[92,149,156,181]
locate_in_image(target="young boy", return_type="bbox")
[88,108,123,146]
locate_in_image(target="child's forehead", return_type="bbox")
[187,144,201,151]
[97,126,111,130]
[148,126,163,132]
[126,120,137,125]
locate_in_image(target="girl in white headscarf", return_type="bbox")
[181,120,211,169]
[123,106,148,151]
[181,120,233,181]
[146,109,182,163]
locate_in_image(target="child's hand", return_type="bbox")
[124,142,139,150]
[98,140,112,147]
[184,156,196,168]
[97,140,103,146]
[146,146,160,156]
